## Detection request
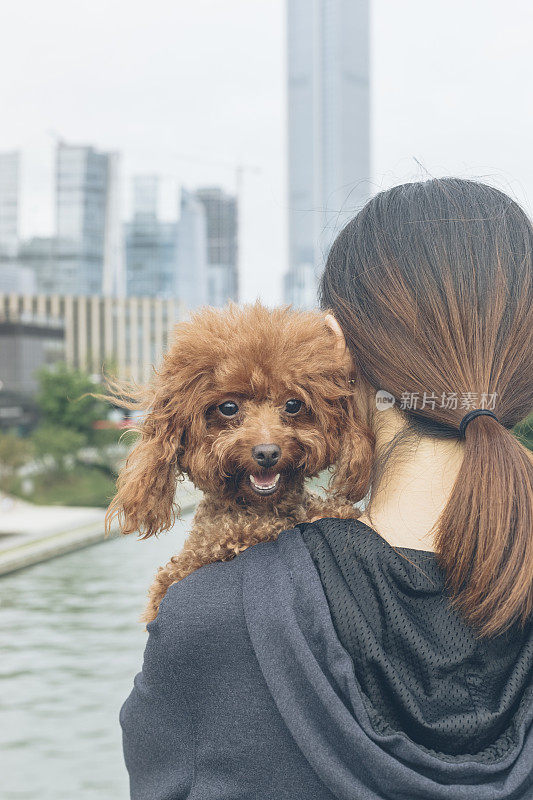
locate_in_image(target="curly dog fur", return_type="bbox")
[103,303,374,622]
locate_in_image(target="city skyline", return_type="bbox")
[0,145,238,307]
[1,0,532,305]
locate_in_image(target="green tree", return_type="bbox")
[35,362,108,442]
[0,431,34,492]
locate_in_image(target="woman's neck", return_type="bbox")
[358,409,464,552]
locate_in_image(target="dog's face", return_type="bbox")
[170,303,357,505]
[107,303,373,536]
[182,377,341,505]
[201,392,317,502]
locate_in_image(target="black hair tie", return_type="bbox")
[459,409,499,439]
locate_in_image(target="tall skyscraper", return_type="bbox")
[55,142,122,295]
[102,152,125,297]
[125,176,177,298]
[195,187,238,307]
[0,152,20,259]
[284,0,370,308]
[175,188,208,310]
[132,175,159,218]
[17,236,57,294]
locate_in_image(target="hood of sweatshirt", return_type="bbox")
[242,522,533,800]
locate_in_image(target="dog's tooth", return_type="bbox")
[249,472,280,491]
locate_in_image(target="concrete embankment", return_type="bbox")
[0,480,201,576]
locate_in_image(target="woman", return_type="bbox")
[120,178,533,799]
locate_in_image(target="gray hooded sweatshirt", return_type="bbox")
[120,518,533,799]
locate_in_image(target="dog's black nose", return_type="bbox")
[252,444,281,468]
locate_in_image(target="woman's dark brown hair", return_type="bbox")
[320,178,533,638]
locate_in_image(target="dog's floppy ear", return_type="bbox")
[321,311,375,503]
[102,312,217,538]
[105,400,186,539]
[329,393,375,504]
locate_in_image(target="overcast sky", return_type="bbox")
[1,0,532,305]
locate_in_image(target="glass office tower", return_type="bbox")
[196,187,238,307]
[125,176,178,298]
[284,0,370,308]
[56,143,121,295]
[0,151,20,259]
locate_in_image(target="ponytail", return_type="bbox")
[320,177,533,638]
[436,415,533,636]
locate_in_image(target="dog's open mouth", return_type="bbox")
[249,471,281,496]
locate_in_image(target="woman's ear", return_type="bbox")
[105,406,185,539]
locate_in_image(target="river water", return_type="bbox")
[1,512,192,800]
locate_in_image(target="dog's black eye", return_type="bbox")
[218,401,239,417]
[284,399,302,415]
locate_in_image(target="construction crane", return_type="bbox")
[170,152,261,190]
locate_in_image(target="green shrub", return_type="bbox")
[514,413,533,452]
[30,424,87,472]
[0,431,34,493]
[35,362,108,443]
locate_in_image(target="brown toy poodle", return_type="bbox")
[103,303,374,623]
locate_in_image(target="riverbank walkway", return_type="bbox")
[0,480,202,576]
